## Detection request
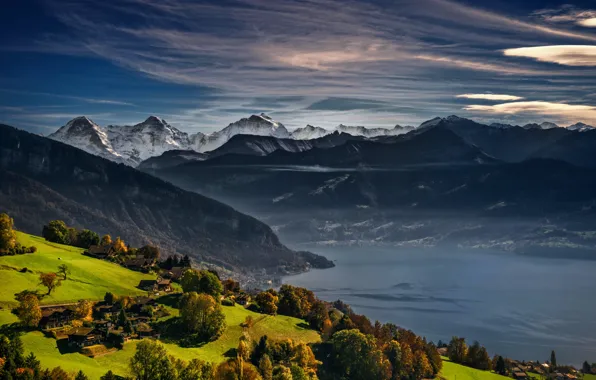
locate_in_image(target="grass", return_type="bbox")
[0,304,319,379]
[0,232,155,306]
[440,358,509,380]
[0,232,320,379]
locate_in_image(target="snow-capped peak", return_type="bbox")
[190,114,291,153]
[49,116,125,163]
[291,125,330,140]
[540,122,559,129]
[566,122,595,131]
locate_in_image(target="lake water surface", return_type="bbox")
[283,246,596,365]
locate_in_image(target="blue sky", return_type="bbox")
[2,0,596,134]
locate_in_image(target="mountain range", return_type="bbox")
[49,114,595,168]
[7,112,596,263]
[0,123,333,275]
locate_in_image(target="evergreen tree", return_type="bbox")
[583,361,592,374]
[550,350,557,370]
[75,370,89,380]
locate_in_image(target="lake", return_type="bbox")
[283,246,596,365]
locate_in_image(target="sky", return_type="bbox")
[1,0,596,134]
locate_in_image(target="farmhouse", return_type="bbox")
[124,257,155,272]
[39,307,74,329]
[137,278,172,292]
[86,244,116,258]
[67,327,103,348]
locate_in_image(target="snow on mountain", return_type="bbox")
[49,116,126,163]
[490,123,517,129]
[190,113,290,152]
[566,122,595,131]
[336,124,414,137]
[540,122,560,129]
[106,116,191,165]
[291,125,330,140]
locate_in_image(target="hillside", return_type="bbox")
[0,232,320,379]
[0,232,153,306]
[0,305,319,379]
[440,358,509,380]
[0,123,332,273]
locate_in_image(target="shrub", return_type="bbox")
[222,298,235,306]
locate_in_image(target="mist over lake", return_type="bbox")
[284,246,596,365]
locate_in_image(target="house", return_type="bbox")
[39,307,74,329]
[165,266,187,281]
[129,297,157,314]
[67,327,103,348]
[128,316,151,326]
[86,244,116,258]
[157,279,172,292]
[437,347,448,357]
[124,257,155,272]
[136,323,160,339]
[138,280,158,292]
[513,372,528,380]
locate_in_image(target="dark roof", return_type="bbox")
[41,307,71,318]
[513,372,528,378]
[68,327,94,337]
[138,280,157,288]
[88,244,114,255]
[126,258,153,267]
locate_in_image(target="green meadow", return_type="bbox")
[0,232,154,307]
[0,232,320,379]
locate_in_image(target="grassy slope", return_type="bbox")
[0,232,154,306]
[0,232,320,379]
[0,305,319,379]
[440,358,509,380]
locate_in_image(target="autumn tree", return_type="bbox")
[330,329,391,380]
[113,237,127,253]
[0,213,17,252]
[39,272,61,295]
[414,353,433,380]
[57,264,71,280]
[75,299,93,321]
[223,279,241,294]
[291,342,320,378]
[17,294,42,327]
[447,336,468,364]
[42,220,70,244]
[179,292,226,341]
[277,285,315,319]
[255,291,278,315]
[100,234,112,246]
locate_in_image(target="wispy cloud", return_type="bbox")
[464,101,596,124]
[4,0,596,130]
[532,6,596,28]
[457,94,524,101]
[504,46,596,66]
[0,89,135,106]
